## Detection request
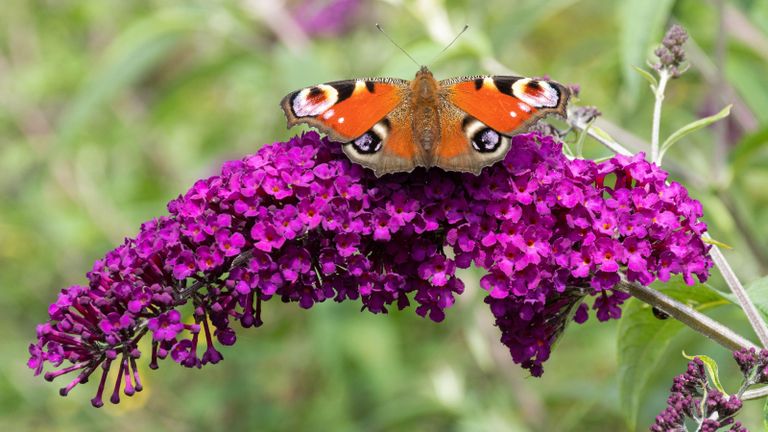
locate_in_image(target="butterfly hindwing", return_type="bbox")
[431,104,512,174]
[341,103,428,176]
[441,76,570,135]
[280,78,408,142]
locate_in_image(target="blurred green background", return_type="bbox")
[2,0,768,430]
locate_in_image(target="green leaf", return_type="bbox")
[56,8,205,148]
[583,124,634,156]
[702,237,733,250]
[484,0,581,47]
[658,105,732,162]
[617,277,726,430]
[618,0,674,108]
[727,52,768,123]
[589,125,620,145]
[632,65,658,90]
[764,397,768,431]
[743,276,768,320]
[706,275,768,321]
[682,352,727,395]
[730,126,768,173]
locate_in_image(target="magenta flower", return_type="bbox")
[418,255,456,287]
[195,246,224,272]
[216,230,245,257]
[148,310,185,342]
[172,250,196,280]
[335,232,359,257]
[28,131,712,406]
[291,0,361,37]
[250,222,285,252]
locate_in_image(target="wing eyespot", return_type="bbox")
[291,84,339,117]
[512,78,560,108]
[461,116,503,153]
[351,132,382,154]
[471,128,502,153]
[348,119,389,154]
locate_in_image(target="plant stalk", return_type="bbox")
[651,70,670,164]
[708,241,768,347]
[567,116,634,156]
[619,280,756,352]
[742,385,768,401]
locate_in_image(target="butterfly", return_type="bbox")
[280,66,570,176]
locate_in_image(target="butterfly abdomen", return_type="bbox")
[411,68,442,160]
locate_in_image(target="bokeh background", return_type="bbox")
[2,0,768,430]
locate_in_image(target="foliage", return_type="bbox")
[2,0,768,430]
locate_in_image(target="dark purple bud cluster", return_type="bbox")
[733,347,768,384]
[654,24,689,78]
[652,355,754,432]
[569,105,602,125]
[28,131,712,406]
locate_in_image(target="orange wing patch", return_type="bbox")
[281,79,407,142]
[316,82,401,139]
[448,79,535,133]
[384,122,417,159]
[445,77,569,135]
[432,113,512,175]
[435,120,469,160]
[342,116,426,176]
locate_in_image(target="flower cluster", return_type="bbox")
[28,131,712,406]
[291,0,361,37]
[654,24,689,77]
[652,357,746,432]
[733,347,768,383]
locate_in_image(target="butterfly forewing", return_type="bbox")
[280,78,408,142]
[441,76,570,135]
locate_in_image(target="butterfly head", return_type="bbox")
[413,66,438,101]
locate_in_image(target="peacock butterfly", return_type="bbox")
[280,66,570,177]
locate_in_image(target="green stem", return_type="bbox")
[619,280,756,352]
[567,116,633,156]
[708,240,768,348]
[651,70,671,164]
[574,118,595,158]
[742,385,768,401]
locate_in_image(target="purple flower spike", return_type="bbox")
[29,131,712,405]
[652,356,748,431]
[292,0,361,37]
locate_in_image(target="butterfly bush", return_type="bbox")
[652,349,768,431]
[28,131,712,406]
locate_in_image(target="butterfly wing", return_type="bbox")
[433,76,570,174]
[429,103,513,175]
[281,78,424,176]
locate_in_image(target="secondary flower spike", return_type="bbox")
[28,132,713,406]
[652,357,746,432]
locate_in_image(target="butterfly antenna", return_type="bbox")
[376,24,421,67]
[430,24,469,64]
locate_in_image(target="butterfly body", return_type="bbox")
[281,66,570,176]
